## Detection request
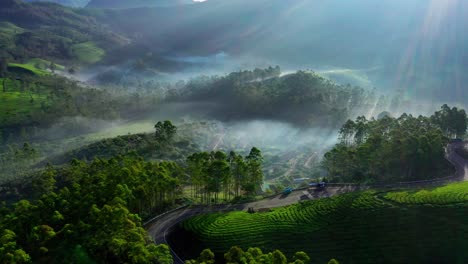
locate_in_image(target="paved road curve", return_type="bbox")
[146,142,468,264]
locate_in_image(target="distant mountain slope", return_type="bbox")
[0,0,127,65]
[24,0,90,7]
[87,0,194,9]
[92,0,468,102]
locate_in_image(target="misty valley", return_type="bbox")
[1,0,468,264]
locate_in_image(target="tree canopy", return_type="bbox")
[323,106,467,183]
[0,155,179,263]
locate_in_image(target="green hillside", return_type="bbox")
[0,90,49,125]
[179,182,468,263]
[45,132,200,166]
[72,41,105,64]
[0,21,24,36]
[0,1,126,65]
[27,58,65,71]
[8,63,48,75]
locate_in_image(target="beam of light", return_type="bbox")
[395,0,461,104]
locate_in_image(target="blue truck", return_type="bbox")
[283,187,294,195]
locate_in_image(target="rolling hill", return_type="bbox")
[176,182,468,263]
[0,0,127,65]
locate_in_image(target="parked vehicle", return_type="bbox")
[283,187,294,195]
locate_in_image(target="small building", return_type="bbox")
[293,178,309,184]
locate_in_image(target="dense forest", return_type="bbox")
[171,68,374,127]
[323,105,467,183]
[0,0,125,65]
[0,156,177,263]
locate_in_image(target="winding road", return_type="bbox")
[146,142,468,264]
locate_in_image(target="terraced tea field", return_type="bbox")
[177,182,468,263]
[0,90,49,125]
[8,63,48,76]
[72,41,105,64]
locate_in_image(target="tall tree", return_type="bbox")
[229,151,247,197]
[0,58,8,93]
[244,147,264,195]
[155,120,177,142]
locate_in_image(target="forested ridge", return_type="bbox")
[323,105,467,183]
[0,74,162,145]
[0,0,125,65]
[172,68,374,127]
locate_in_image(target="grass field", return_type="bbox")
[0,89,49,124]
[0,21,24,36]
[72,41,105,64]
[178,182,468,263]
[8,63,49,76]
[27,58,65,71]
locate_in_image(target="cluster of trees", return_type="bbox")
[155,120,177,143]
[171,69,373,127]
[187,148,264,204]
[45,132,198,168]
[0,155,183,263]
[0,143,39,181]
[187,247,339,264]
[323,105,466,183]
[430,104,467,138]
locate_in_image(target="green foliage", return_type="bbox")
[271,249,287,264]
[224,246,246,264]
[431,104,467,138]
[174,69,373,127]
[0,143,40,178]
[187,148,263,204]
[383,182,468,204]
[293,251,310,264]
[0,155,179,263]
[8,63,48,76]
[0,1,125,64]
[180,184,468,263]
[0,88,49,125]
[0,73,155,144]
[199,248,215,264]
[28,58,65,71]
[72,41,105,64]
[0,229,31,264]
[48,130,199,166]
[155,120,177,143]
[323,111,454,183]
[244,147,264,194]
[190,247,318,264]
[0,21,25,36]
[31,164,56,196]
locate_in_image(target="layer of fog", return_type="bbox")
[216,120,339,153]
[85,0,468,105]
